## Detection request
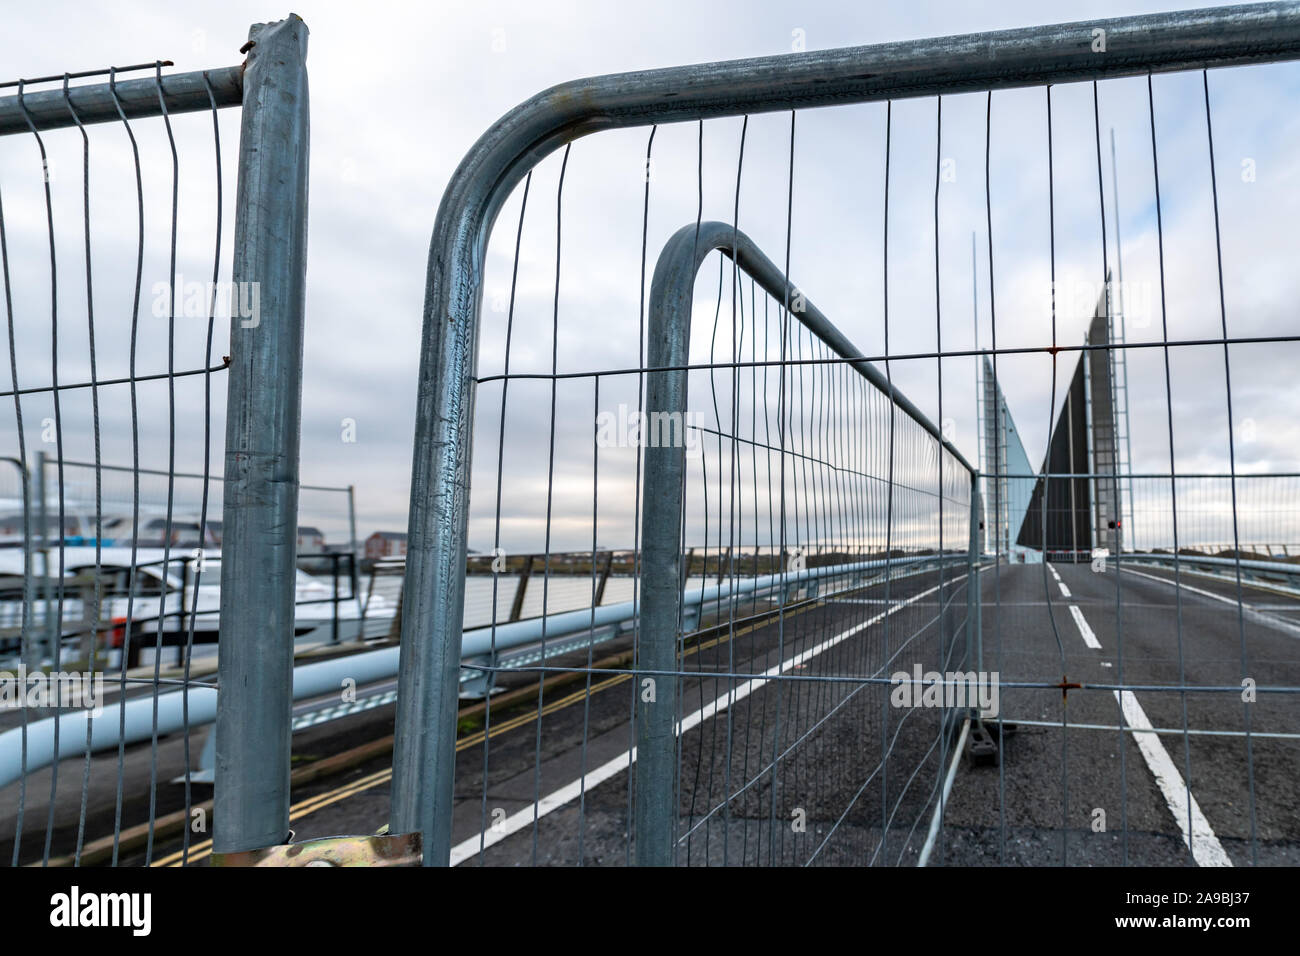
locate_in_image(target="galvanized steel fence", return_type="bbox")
[6,3,1300,871]
[0,16,309,866]
[392,1,1300,867]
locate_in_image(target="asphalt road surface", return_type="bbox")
[938,559,1300,866]
[4,558,1296,866]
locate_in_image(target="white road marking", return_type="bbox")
[1067,604,1101,649]
[1114,689,1233,867]
[1120,566,1241,607]
[448,573,966,866]
[1047,564,1071,596]
[917,717,971,867]
[1120,566,1300,638]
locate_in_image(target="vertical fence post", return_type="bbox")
[593,550,614,605]
[213,14,310,856]
[331,554,340,644]
[634,231,699,867]
[966,471,982,679]
[35,450,52,668]
[508,556,532,623]
[347,483,359,600]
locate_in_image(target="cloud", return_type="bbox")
[2,0,1297,554]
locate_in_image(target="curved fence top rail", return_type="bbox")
[650,220,976,476]
[428,2,1300,283]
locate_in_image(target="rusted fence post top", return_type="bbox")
[246,13,310,62]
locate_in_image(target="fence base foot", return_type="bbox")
[171,726,218,784]
[210,830,421,867]
[965,717,1008,767]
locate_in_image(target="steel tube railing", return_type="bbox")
[1123,553,1300,577]
[0,552,962,793]
[0,643,394,792]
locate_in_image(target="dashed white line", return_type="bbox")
[1048,563,1071,597]
[1067,604,1101,649]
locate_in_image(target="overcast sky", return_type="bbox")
[2,0,1298,555]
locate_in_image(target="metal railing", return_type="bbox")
[7,2,1300,871]
[393,2,1300,867]
[1,15,310,866]
[630,220,976,864]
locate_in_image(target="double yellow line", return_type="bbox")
[154,672,633,866]
[156,596,825,866]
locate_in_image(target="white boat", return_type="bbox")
[0,546,393,666]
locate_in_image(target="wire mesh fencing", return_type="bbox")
[392,3,1300,868]
[417,148,982,863]
[946,37,1300,865]
[0,16,311,867]
[0,57,240,868]
[6,3,1300,872]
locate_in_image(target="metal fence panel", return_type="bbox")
[8,2,1300,871]
[633,221,973,864]
[0,14,311,867]
[394,2,1300,867]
